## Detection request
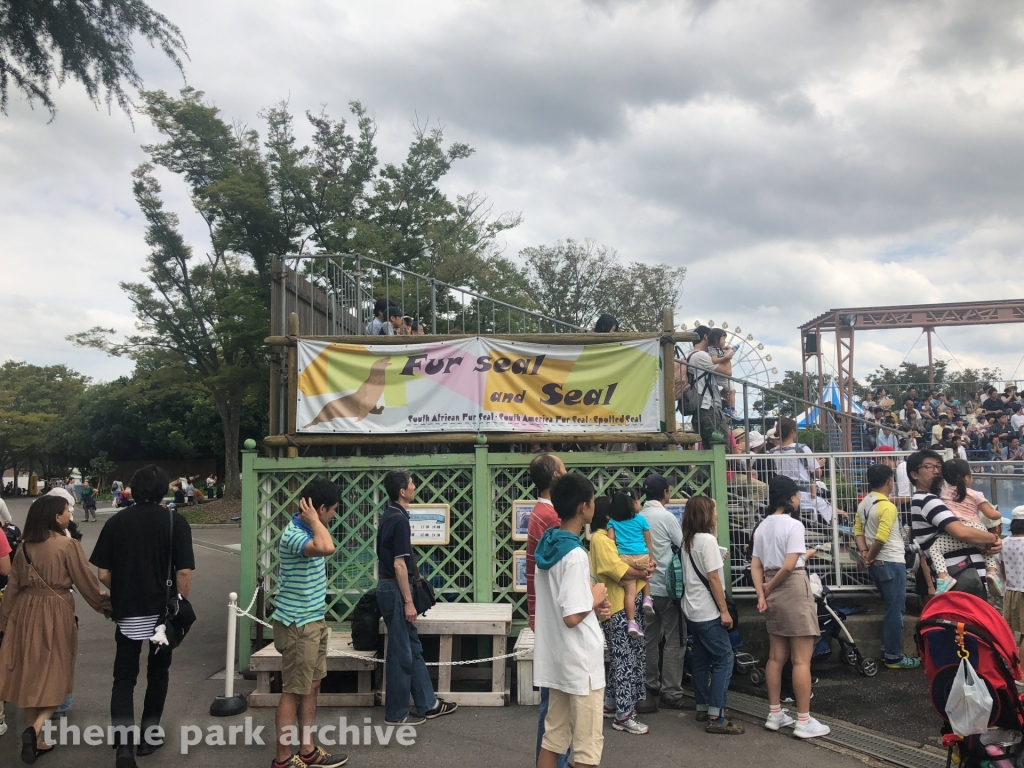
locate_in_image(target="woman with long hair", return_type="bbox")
[589,493,652,735]
[0,495,111,763]
[750,476,829,739]
[681,495,743,734]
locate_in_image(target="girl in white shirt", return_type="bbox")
[751,475,829,740]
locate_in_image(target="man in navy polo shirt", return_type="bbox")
[376,470,457,725]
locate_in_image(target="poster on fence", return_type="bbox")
[295,337,662,434]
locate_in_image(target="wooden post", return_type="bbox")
[286,312,299,458]
[662,308,676,434]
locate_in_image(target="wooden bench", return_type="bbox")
[513,627,609,706]
[248,631,377,708]
[514,628,540,705]
[380,603,512,707]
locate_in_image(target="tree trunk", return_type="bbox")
[213,392,244,500]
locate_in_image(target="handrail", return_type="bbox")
[283,252,586,334]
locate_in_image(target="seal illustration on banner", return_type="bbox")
[303,357,391,427]
[295,337,661,434]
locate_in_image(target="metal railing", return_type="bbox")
[726,450,917,594]
[278,252,585,337]
[675,353,909,452]
[965,460,1024,513]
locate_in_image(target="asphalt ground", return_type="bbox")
[0,497,942,767]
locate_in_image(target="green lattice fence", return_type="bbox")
[240,444,727,670]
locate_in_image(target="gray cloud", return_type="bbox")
[3,0,1024,386]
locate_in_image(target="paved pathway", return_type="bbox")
[0,497,926,767]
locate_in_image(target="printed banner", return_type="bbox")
[295,337,662,434]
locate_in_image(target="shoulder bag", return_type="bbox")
[378,508,436,616]
[158,508,196,650]
[687,546,739,627]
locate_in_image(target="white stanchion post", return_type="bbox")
[210,592,248,716]
[225,592,238,699]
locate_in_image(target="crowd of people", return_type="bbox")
[860,384,1024,459]
[0,465,196,767]
[364,299,426,336]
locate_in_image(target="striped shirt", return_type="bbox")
[117,615,160,640]
[912,491,986,578]
[271,516,327,627]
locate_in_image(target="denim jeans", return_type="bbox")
[536,687,570,768]
[376,580,437,721]
[869,561,907,662]
[688,617,733,718]
[111,628,173,746]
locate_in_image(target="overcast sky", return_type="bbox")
[3,0,1024,388]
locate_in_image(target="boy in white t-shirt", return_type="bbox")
[534,474,610,768]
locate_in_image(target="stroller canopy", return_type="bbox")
[919,592,1022,680]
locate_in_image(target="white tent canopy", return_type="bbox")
[795,381,865,428]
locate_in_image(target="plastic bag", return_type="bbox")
[945,657,993,736]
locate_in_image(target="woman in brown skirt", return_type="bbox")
[0,494,111,763]
[750,475,829,740]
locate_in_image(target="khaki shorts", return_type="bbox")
[1006,590,1024,634]
[619,553,651,571]
[542,686,605,766]
[272,619,329,695]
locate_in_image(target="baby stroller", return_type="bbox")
[810,574,878,676]
[683,602,766,685]
[916,592,1024,767]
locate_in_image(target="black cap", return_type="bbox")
[644,474,670,500]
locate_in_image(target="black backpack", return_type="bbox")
[350,589,381,651]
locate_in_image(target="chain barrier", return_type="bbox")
[233,593,526,667]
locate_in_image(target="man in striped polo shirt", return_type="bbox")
[909,449,1001,598]
[271,478,348,768]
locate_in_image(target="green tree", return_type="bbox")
[0,361,89,484]
[89,450,116,490]
[71,88,511,495]
[519,239,685,331]
[0,0,186,118]
[754,370,833,418]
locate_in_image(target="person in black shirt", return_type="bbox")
[90,464,195,766]
[982,387,1006,414]
[376,470,457,726]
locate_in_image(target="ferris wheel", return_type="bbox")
[674,320,778,391]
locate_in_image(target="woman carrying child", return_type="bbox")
[931,458,1004,595]
[606,490,655,639]
[590,494,653,736]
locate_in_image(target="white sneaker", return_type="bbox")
[0,717,7,737]
[793,717,830,739]
[764,709,795,731]
[611,715,650,735]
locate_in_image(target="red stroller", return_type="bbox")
[916,592,1024,767]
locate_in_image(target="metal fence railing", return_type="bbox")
[277,252,584,337]
[965,461,1024,513]
[726,450,920,594]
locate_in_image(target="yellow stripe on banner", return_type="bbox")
[298,344,376,397]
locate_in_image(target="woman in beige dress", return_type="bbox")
[0,494,111,763]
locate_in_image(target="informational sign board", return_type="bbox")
[512,499,535,542]
[407,503,450,546]
[295,337,661,434]
[513,550,528,592]
[665,498,688,528]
